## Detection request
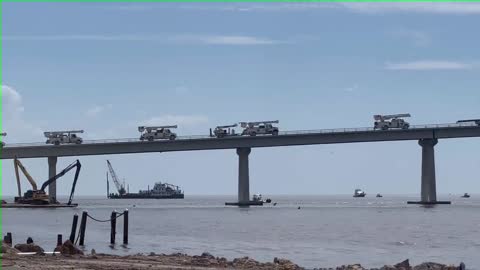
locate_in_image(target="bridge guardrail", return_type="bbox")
[3,122,477,148]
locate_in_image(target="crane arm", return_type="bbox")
[14,158,38,191]
[44,130,84,137]
[374,114,411,121]
[40,160,80,192]
[138,125,177,132]
[216,124,238,129]
[107,160,126,195]
[67,161,81,205]
[240,120,279,127]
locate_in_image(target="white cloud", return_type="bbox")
[391,29,431,47]
[85,104,113,117]
[2,85,25,116]
[340,3,480,15]
[345,84,359,93]
[174,85,190,95]
[143,115,209,128]
[181,3,480,15]
[385,60,473,71]
[169,35,282,45]
[105,5,154,11]
[1,85,43,142]
[4,34,283,45]
[180,3,337,12]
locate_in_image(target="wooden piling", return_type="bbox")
[57,234,63,246]
[79,211,88,246]
[69,214,79,243]
[110,210,117,245]
[5,232,12,246]
[123,209,129,245]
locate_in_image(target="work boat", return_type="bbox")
[461,193,471,198]
[252,194,272,204]
[353,189,366,198]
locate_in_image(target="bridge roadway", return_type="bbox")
[2,123,480,159]
[2,123,480,206]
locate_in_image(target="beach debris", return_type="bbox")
[334,264,365,270]
[55,240,84,255]
[1,242,19,254]
[14,238,44,254]
[412,262,459,270]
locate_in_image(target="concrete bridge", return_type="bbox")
[2,123,480,205]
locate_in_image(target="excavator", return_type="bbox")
[14,158,81,205]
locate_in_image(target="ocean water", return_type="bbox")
[2,195,480,269]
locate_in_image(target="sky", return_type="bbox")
[2,2,480,197]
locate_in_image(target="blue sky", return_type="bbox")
[2,3,480,197]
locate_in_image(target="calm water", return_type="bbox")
[2,195,480,269]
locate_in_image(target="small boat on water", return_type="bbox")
[353,189,366,198]
[376,193,383,198]
[252,194,272,204]
[461,193,471,198]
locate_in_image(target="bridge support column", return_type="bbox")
[237,147,251,205]
[408,139,450,205]
[225,147,259,207]
[48,156,58,204]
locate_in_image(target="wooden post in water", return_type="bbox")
[6,232,12,246]
[123,209,129,245]
[79,211,88,246]
[57,234,63,246]
[110,210,117,245]
[69,214,79,243]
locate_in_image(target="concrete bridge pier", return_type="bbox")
[225,147,259,207]
[237,147,251,205]
[48,156,58,204]
[408,139,450,205]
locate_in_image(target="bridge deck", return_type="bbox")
[2,124,480,159]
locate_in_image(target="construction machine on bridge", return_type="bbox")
[240,120,279,136]
[457,119,480,126]
[45,130,84,145]
[139,126,177,141]
[0,132,6,147]
[210,124,239,138]
[373,114,411,130]
[13,158,81,205]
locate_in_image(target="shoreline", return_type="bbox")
[1,242,465,270]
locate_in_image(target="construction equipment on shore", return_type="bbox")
[14,159,81,205]
[0,132,6,147]
[138,125,177,141]
[457,119,480,126]
[240,120,279,136]
[210,124,238,138]
[45,130,84,145]
[373,114,411,130]
[107,160,126,197]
